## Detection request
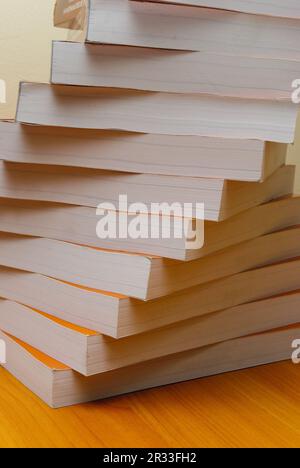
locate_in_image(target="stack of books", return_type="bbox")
[0,0,299,408]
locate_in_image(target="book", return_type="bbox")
[0,227,299,300]
[0,290,300,375]
[86,0,300,60]
[16,84,298,142]
[0,163,294,222]
[0,196,299,261]
[147,0,300,19]
[51,41,300,101]
[0,256,300,339]
[0,122,287,182]
[2,325,297,408]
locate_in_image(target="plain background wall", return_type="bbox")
[0,0,68,120]
[0,0,299,192]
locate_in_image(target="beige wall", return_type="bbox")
[0,0,69,120]
[0,0,299,191]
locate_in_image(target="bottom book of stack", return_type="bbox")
[1,325,298,408]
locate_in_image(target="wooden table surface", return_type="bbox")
[0,360,299,448]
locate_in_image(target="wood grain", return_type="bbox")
[1,361,300,448]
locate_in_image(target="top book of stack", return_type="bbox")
[147,0,300,19]
[85,0,300,60]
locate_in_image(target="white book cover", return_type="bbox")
[17,83,299,143]
[0,227,299,300]
[0,162,295,221]
[0,196,298,262]
[147,0,300,19]
[1,255,300,338]
[1,122,287,182]
[51,42,300,101]
[87,0,300,60]
[1,326,298,407]
[0,291,300,375]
